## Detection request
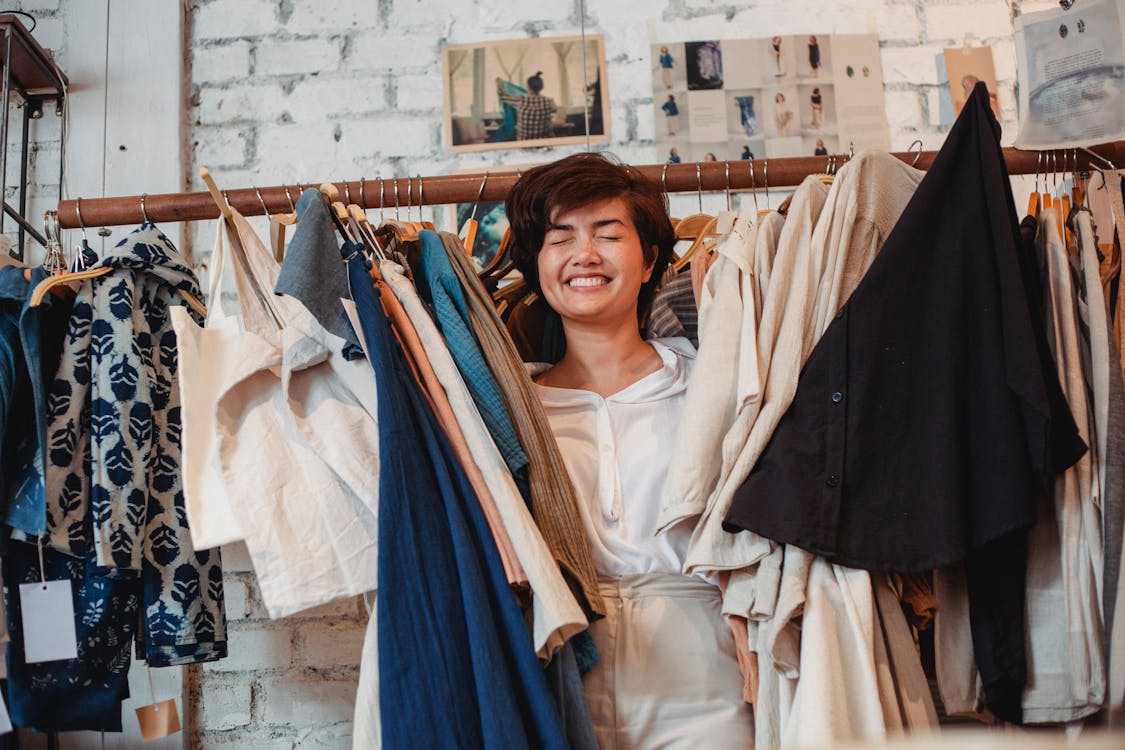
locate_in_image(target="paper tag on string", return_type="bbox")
[716,210,738,235]
[136,699,181,741]
[0,691,12,735]
[19,580,77,663]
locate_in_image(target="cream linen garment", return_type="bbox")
[207,208,381,619]
[658,206,761,534]
[707,154,930,747]
[1021,208,1104,723]
[379,260,588,660]
[173,220,247,549]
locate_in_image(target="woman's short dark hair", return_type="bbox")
[505,152,674,319]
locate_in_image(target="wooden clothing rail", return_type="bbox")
[54,141,1125,230]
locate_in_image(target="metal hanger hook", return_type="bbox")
[695,162,703,214]
[359,177,367,209]
[393,178,400,220]
[140,193,151,224]
[283,185,296,213]
[75,197,88,240]
[471,172,489,223]
[254,186,270,217]
[724,161,732,212]
[748,159,759,213]
[908,139,923,167]
[763,159,770,208]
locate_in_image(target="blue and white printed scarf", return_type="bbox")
[43,223,226,665]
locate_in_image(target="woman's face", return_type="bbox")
[537,196,654,328]
[776,93,785,103]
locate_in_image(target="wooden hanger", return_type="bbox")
[30,196,208,316]
[674,215,719,272]
[461,172,490,256]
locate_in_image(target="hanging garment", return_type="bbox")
[646,272,698,346]
[722,84,1085,723]
[4,540,140,732]
[658,206,761,540]
[425,229,605,622]
[380,260,587,660]
[274,187,364,359]
[1020,207,1105,723]
[195,207,380,619]
[41,223,226,666]
[373,261,526,587]
[173,220,246,550]
[0,265,74,538]
[343,243,568,749]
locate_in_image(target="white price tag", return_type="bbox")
[19,579,77,663]
[716,210,738,235]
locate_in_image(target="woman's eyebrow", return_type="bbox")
[547,218,625,232]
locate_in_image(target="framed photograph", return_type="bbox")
[442,35,610,153]
[943,45,1001,118]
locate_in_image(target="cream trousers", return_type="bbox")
[583,573,754,749]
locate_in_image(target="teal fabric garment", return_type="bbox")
[274,188,363,359]
[414,229,532,499]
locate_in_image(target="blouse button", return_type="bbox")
[832,391,843,403]
[825,474,839,488]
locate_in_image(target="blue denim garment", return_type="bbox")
[343,244,567,749]
[414,230,531,498]
[1,266,74,538]
[275,188,363,360]
[4,539,140,732]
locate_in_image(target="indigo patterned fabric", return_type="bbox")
[4,539,140,732]
[41,222,226,666]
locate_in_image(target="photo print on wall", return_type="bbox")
[650,34,890,163]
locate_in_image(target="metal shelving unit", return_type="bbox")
[0,13,67,260]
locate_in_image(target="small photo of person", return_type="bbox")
[741,145,754,160]
[651,43,687,92]
[798,83,836,134]
[772,91,795,137]
[686,40,724,90]
[808,36,821,78]
[770,36,785,77]
[689,143,728,163]
[667,147,682,164]
[800,35,832,79]
[662,94,680,136]
[805,135,839,157]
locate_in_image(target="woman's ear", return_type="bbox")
[642,244,658,283]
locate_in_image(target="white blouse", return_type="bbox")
[534,337,698,576]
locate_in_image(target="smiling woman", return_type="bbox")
[505,153,755,748]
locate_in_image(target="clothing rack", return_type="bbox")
[53,141,1125,230]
